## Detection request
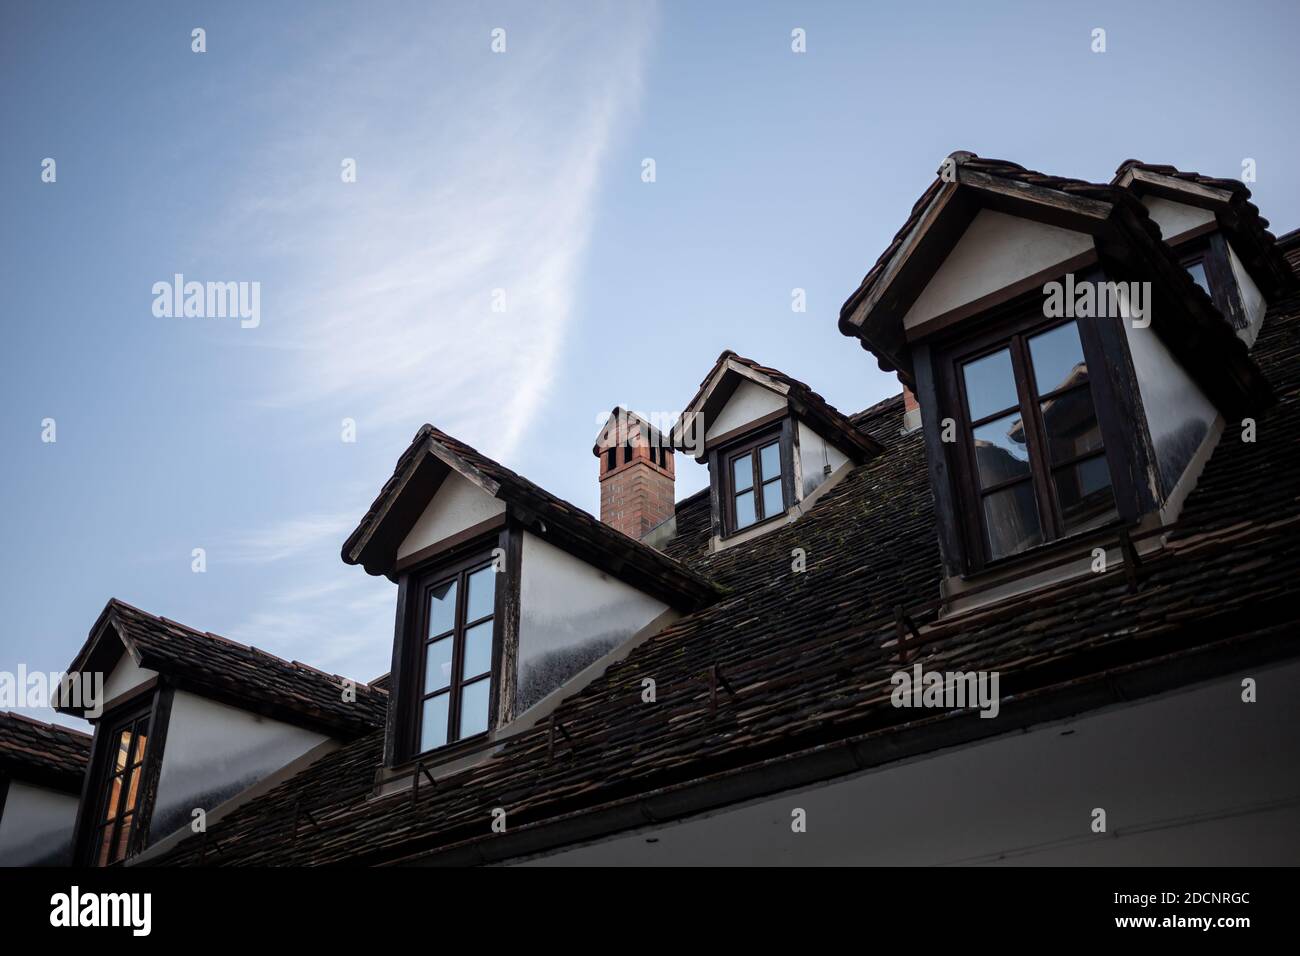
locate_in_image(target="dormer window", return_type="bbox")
[344,424,718,785]
[943,313,1117,565]
[410,552,499,754]
[839,152,1280,595]
[723,430,787,533]
[87,706,152,866]
[673,352,882,548]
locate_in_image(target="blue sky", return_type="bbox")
[4,0,1298,728]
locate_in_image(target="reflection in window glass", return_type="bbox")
[420,694,449,751]
[459,678,491,739]
[427,579,457,638]
[759,442,781,481]
[971,413,1030,488]
[982,482,1043,560]
[1040,389,1104,463]
[424,636,453,693]
[1028,321,1087,395]
[1185,260,1211,295]
[461,621,493,680]
[464,566,495,623]
[735,490,757,528]
[732,453,754,492]
[761,480,783,518]
[962,348,1018,420]
[1055,457,1116,533]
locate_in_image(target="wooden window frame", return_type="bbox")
[72,681,173,867]
[936,303,1124,572]
[398,538,505,761]
[1174,233,1248,331]
[717,425,790,537]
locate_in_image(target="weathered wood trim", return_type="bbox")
[382,573,410,768]
[913,341,966,577]
[133,680,174,855]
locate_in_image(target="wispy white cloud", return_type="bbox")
[223,513,356,565]
[224,4,659,461]
[215,4,658,679]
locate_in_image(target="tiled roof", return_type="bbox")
[143,233,1300,865]
[78,599,387,739]
[0,711,91,792]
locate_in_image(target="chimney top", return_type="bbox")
[594,408,676,539]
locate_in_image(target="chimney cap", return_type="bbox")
[592,407,671,456]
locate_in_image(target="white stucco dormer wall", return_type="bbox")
[902,209,1094,330]
[516,532,668,716]
[102,650,158,703]
[397,470,506,560]
[148,690,328,847]
[705,379,785,441]
[0,780,80,866]
[796,421,849,500]
[1140,196,1216,244]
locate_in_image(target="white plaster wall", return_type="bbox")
[1228,242,1268,346]
[516,533,668,714]
[796,422,849,499]
[0,780,79,866]
[397,470,505,560]
[1122,322,1220,497]
[903,210,1094,329]
[147,691,327,845]
[1141,195,1216,242]
[705,379,785,440]
[102,650,158,703]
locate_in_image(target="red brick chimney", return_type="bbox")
[594,408,675,539]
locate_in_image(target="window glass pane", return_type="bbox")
[1185,260,1211,295]
[1054,457,1117,533]
[130,730,148,767]
[95,827,114,867]
[420,694,449,751]
[982,482,1043,561]
[459,678,491,739]
[759,442,781,482]
[114,815,134,861]
[103,775,122,822]
[971,413,1030,488]
[1028,321,1087,396]
[734,490,756,529]
[424,636,454,693]
[124,766,141,812]
[427,578,457,639]
[731,453,753,492]
[1040,388,1104,463]
[462,621,493,680]
[761,479,783,518]
[464,566,496,623]
[114,730,132,771]
[961,348,1017,421]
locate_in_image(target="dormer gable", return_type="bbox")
[838,151,1279,602]
[673,351,883,546]
[55,599,383,866]
[1112,160,1296,347]
[342,425,718,779]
